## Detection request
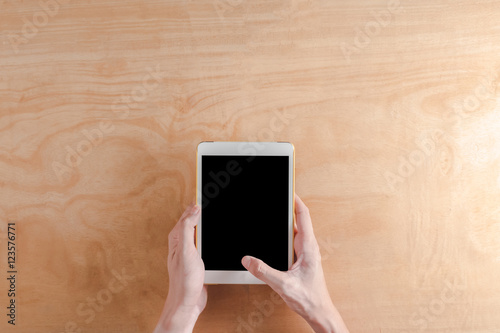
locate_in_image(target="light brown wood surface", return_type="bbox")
[1,0,500,332]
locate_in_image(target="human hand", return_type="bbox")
[154,204,207,333]
[241,194,349,333]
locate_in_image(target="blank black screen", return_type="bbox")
[201,155,289,271]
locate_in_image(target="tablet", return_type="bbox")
[196,141,295,284]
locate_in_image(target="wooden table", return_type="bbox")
[1,0,500,332]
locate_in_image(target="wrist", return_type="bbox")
[305,302,349,333]
[306,304,335,333]
[307,314,336,333]
[154,303,201,333]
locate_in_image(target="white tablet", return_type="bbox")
[196,141,295,284]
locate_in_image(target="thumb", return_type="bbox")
[241,256,285,288]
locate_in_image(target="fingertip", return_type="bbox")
[183,207,201,229]
[241,255,252,269]
[295,193,305,207]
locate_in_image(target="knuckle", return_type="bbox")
[316,250,323,262]
[168,231,179,246]
[181,216,190,226]
[303,239,320,254]
[312,242,321,256]
[298,204,309,215]
[280,277,293,291]
[303,248,322,267]
[281,277,300,298]
[179,218,192,232]
[252,260,266,278]
[307,254,322,269]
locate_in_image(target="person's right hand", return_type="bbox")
[241,194,349,333]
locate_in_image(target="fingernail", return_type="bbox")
[191,204,200,214]
[242,256,250,267]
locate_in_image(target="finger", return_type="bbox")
[168,229,179,253]
[294,194,315,240]
[168,212,185,253]
[171,202,196,238]
[241,256,286,289]
[181,205,201,251]
[178,202,196,225]
[198,285,208,310]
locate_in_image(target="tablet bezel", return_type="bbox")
[196,141,295,284]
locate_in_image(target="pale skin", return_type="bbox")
[154,194,349,333]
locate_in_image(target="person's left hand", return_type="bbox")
[154,204,207,333]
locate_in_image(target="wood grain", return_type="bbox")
[1,0,500,332]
